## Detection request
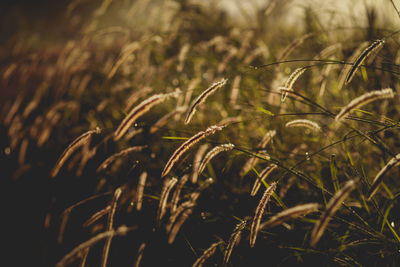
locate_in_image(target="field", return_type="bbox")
[2,0,400,266]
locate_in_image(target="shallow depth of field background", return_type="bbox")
[2,0,400,266]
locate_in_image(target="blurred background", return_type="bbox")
[2,1,400,266]
[1,0,399,40]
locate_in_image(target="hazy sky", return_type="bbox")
[213,0,400,28]
[1,0,399,39]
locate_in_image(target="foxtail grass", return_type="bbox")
[275,33,313,71]
[83,205,111,228]
[191,144,210,183]
[134,243,146,267]
[250,182,277,247]
[192,241,223,267]
[55,225,130,267]
[57,192,112,244]
[251,164,278,196]
[240,130,276,177]
[166,178,213,233]
[97,146,146,173]
[166,191,202,233]
[260,203,319,229]
[22,80,48,119]
[177,44,191,72]
[157,177,178,224]
[367,154,400,200]
[279,67,307,102]
[107,41,140,80]
[310,179,357,247]
[149,110,181,134]
[79,248,90,267]
[197,143,235,176]
[337,41,369,90]
[166,200,196,234]
[51,127,101,178]
[136,172,148,211]
[4,92,23,125]
[124,86,153,113]
[170,174,189,213]
[313,43,342,60]
[161,125,225,177]
[114,89,180,141]
[335,88,394,121]
[101,187,123,267]
[345,39,385,85]
[222,220,247,267]
[285,119,321,132]
[229,75,241,108]
[216,116,242,128]
[185,78,228,124]
[76,140,97,176]
[168,206,193,244]
[181,78,200,111]
[18,138,28,165]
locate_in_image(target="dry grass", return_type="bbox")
[3,1,400,266]
[161,125,225,177]
[335,88,394,121]
[310,180,357,247]
[249,182,277,248]
[185,78,228,124]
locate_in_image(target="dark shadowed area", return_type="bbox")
[2,0,400,266]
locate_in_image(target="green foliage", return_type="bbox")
[2,0,400,266]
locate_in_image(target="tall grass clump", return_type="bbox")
[3,0,400,266]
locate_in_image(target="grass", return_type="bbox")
[2,0,400,266]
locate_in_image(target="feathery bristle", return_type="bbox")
[367,154,400,200]
[260,203,319,229]
[162,125,225,177]
[114,90,180,141]
[192,241,223,267]
[197,143,235,176]
[285,119,321,132]
[250,182,277,247]
[345,39,385,85]
[335,88,394,121]
[51,127,101,178]
[185,78,227,124]
[310,180,356,247]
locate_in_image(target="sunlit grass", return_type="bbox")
[2,0,400,266]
